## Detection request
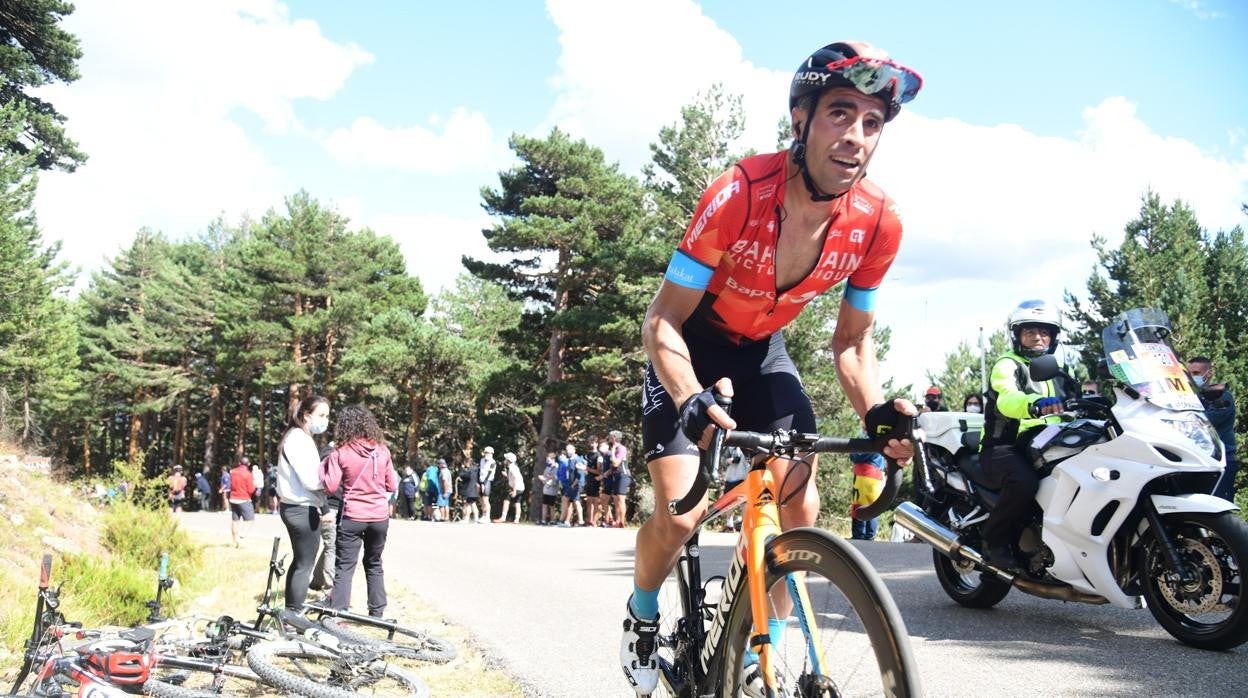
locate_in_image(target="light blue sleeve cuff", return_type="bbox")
[664,250,714,290]
[844,283,877,312]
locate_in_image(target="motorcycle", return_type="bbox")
[895,307,1248,650]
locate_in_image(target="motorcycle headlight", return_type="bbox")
[1158,412,1222,461]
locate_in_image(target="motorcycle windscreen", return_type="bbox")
[1102,307,1203,412]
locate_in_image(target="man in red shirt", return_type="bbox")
[228,456,257,547]
[620,41,921,694]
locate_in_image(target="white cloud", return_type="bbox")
[33,0,372,278]
[1168,0,1228,20]
[367,212,496,295]
[543,0,787,170]
[872,99,1248,393]
[323,109,513,173]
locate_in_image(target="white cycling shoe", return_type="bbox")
[620,602,660,695]
[742,653,790,698]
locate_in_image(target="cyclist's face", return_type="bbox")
[796,87,885,196]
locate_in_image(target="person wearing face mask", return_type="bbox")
[923,386,947,412]
[1188,356,1238,501]
[962,394,984,414]
[979,301,1075,569]
[276,394,331,610]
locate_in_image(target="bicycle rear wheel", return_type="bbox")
[145,652,270,697]
[317,615,456,664]
[246,640,428,698]
[717,528,921,697]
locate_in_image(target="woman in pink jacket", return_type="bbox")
[320,405,398,617]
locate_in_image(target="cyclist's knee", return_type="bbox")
[650,507,701,546]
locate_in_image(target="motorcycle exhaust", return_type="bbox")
[894,502,1109,604]
[894,502,1014,582]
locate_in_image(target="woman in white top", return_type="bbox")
[276,395,330,610]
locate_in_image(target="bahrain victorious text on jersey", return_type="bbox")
[670,151,903,345]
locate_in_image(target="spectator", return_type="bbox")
[218,465,231,513]
[849,450,886,540]
[477,446,496,524]
[606,430,631,528]
[538,452,559,525]
[399,466,419,520]
[438,458,453,522]
[276,395,330,610]
[227,456,257,547]
[311,439,340,598]
[421,462,441,521]
[195,467,212,512]
[1080,379,1100,398]
[168,465,188,513]
[251,460,265,513]
[557,444,586,527]
[456,459,480,523]
[923,386,947,412]
[1188,356,1239,501]
[321,405,397,617]
[721,447,749,532]
[585,437,607,527]
[265,463,279,514]
[962,394,984,414]
[494,452,525,523]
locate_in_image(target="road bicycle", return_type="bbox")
[651,421,922,697]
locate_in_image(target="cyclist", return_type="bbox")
[621,40,921,695]
[979,300,1074,569]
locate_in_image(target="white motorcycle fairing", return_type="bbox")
[1035,388,1232,608]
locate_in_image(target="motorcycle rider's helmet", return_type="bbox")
[1007,300,1062,357]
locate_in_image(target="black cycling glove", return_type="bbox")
[864,400,904,441]
[678,388,730,444]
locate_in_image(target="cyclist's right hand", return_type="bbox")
[678,377,736,448]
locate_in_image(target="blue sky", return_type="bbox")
[33,0,1247,392]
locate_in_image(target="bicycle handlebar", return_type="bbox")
[668,416,924,521]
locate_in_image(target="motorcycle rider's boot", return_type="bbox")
[984,543,1023,570]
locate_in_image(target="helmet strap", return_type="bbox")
[790,109,841,203]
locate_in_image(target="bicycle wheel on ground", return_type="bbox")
[717,528,922,698]
[650,553,706,697]
[246,640,429,698]
[145,654,269,697]
[317,616,456,664]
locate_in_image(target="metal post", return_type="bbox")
[979,326,988,394]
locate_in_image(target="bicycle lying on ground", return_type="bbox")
[651,420,923,698]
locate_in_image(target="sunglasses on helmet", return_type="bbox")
[825,54,923,106]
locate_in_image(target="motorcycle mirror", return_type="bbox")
[1029,354,1060,381]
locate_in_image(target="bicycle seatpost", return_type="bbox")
[669,393,732,516]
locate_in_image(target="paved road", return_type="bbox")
[182,512,1245,697]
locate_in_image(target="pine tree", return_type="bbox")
[0,1,85,170]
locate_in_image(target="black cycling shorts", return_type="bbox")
[641,330,815,463]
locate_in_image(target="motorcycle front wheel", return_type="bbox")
[1142,511,1248,650]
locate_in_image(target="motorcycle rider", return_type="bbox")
[980,300,1075,568]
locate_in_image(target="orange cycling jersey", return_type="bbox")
[664,151,903,345]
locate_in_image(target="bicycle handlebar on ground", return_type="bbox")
[669,415,923,522]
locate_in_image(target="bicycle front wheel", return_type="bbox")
[717,528,921,697]
[317,616,456,664]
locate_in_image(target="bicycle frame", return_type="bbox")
[662,454,828,695]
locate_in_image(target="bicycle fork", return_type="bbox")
[744,462,828,691]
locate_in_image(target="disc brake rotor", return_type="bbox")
[1157,537,1223,615]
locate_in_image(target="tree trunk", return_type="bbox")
[20,375,32,444]
[537,276,571,468]
[258,389,267,466]
[324,295,337,391]
[174,392,188,466]
[82,420,92,476]
[289,293,305,416]
[127,389,144,463]
[203,383,221,469]
[408,381,428,467]
[235,384,251,459]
